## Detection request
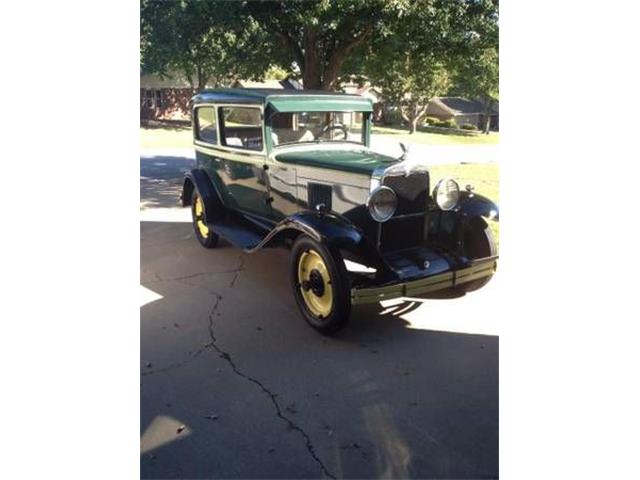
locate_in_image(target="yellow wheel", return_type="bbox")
[191,190,219,249]
[298,250,334,318]
[291,236,350,334]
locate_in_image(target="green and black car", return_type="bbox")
[182,89,498,334]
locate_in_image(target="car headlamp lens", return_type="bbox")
[433,178,460,211]
[367,186,397,222]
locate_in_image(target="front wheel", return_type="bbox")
[191,190,219,249]
[290,236,351,335]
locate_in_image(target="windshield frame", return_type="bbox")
[266,110,371,153]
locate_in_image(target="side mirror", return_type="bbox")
[398,142,409,161]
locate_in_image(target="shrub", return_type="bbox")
[460,123,479,131]
[383,109,404,126]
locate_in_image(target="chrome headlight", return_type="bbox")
[367,186,397,222]
[433,178,460,211]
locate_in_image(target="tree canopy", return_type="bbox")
[140,0,499,132]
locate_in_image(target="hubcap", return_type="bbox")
[298,250,333,318]
[194,195,209,238]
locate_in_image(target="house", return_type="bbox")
[232,78,303,90]
[341,81,384,122]
[140,73,306,121]
[426,97,499,131]
[140,71,200,121]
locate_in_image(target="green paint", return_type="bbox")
[275,149,398,175]
[267,95,372,113]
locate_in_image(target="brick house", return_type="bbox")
[140,72,198,121]
[425,97,499,131]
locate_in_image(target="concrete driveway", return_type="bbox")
[140,151,499,479]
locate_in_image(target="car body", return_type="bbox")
[181,88,498,333]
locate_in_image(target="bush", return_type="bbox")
[460,123,479,131]
[426,117,457,129]
[383,109,404,126]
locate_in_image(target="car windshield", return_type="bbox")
[270,111,365,147]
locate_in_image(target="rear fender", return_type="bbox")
[181,169,225,222]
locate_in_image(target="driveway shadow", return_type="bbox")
[140,154,195,209]
[141,221,498,479]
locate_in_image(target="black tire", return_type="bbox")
[290,235,351,335]
[455,216,497,293]
[191,190,219,249]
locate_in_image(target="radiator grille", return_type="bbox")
[383,172,429,215]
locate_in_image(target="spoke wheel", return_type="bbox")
[291,236,350,335]
[191,190,219,249]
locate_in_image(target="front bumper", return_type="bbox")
[350,256,498,305]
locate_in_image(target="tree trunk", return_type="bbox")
[483,100,494,134]
[302,28,322,90]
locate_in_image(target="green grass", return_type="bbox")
[140,123,193,148]
[429,162,500,249]
[372,125,499,145]
[140,121,499,148]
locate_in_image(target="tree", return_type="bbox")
[245,0,390,90]
[451,47,499,134]
[359,0,499,133]
[140,0,272,90]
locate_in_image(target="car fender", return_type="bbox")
[458,191,499,221]
[247,212,386,270]
[181,169,225,222]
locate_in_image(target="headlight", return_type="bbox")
[433,178,460,211]
[367,186,397,222]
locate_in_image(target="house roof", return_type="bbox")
[192,88,373,112]
[433,97,498,115]
[233,79,286,89]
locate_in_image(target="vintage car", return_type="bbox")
[181,89,498,334]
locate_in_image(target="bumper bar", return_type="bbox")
[350,256,498,305]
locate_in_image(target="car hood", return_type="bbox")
[274,148,399,176]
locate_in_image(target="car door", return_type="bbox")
[193,105,271,217]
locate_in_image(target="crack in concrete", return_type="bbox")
[204,302,336,479]
[144,264,335,478]
[228,254,246,288]
[141,345,210,377]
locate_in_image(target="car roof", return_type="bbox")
[192,88,373,112]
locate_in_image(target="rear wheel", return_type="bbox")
[455,216,496,292]
[191,190,219,249]
[291,236,351,335]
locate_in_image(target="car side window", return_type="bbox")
[219,107,263,151]
[195,107,218,144]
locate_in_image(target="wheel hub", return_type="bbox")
[297,250,333,318]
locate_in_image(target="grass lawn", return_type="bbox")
[140,122,193,148]
[140,120,499,148]
[372,125,499,145]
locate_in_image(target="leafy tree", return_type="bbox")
[245,0,390,90]
[358,0,499,133]
[140,0,272,90]
[451,47,499,133]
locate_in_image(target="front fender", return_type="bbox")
[248,212,363,251]
[458,191,499,221]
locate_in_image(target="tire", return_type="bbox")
[191,190,219,249]
[455,216,497,293]
[290,235,351,335]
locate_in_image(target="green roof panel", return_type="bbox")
[266,94,373,113]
